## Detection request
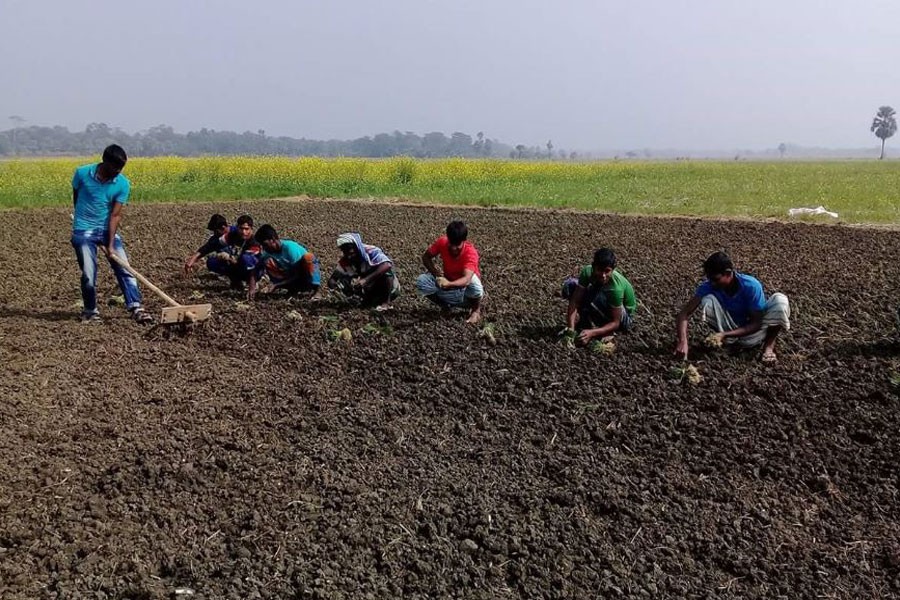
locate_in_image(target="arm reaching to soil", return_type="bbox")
[566,285,585,330]
[720,310,763,340]
[356,262,392,288]
[675,296,702,358]
[184,235,224,274]
[577,305,624,345]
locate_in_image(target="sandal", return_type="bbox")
[131,307,154,324]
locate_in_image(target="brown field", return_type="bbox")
[1,200,899,599]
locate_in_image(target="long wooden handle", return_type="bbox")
[107,252,182,308]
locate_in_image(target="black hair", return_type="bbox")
[236,214,254,227]
[254,224,278,243]
[446,220,468,244]
[207,214,228,231]
[703,251,734,278]
[101,144,127,168]
[591,248,617,270]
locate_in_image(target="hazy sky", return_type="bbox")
[2,0,898,150]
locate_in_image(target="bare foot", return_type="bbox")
[466,309,482,325]
[761,350,777,364]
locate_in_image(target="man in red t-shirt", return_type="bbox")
[416,220,484,324]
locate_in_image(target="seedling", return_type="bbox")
[670,364,702,385]
[558,327,577,349]
[703,333,724,348]
[362,322,393,336]
[589,339,616,356]
[329,328,353,342]
[479,323,498,346]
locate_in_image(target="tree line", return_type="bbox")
[0,121,571,159]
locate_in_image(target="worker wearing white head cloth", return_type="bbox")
[328,233,400,310]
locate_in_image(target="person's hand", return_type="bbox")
[674,339,689,360]
[102,245,115,259]
[436,276,451,289]
[577,329,595,346]
[352,277,365,289]
[183,257,197,275]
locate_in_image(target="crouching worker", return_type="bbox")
[255,225,322,299]
[183,214,263,299]
[562,248,636,346]
[328,233,400,309]
[675,251,790,363]
[183,213,230,274]
[416,220,483,324]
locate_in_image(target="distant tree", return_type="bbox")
[473,131,485,156]
[9,115,25,155]
[778,142,787,158]
[569,151,578,160]
[871,105,897,160]
[515,144,526,159]
[546,139,553,159]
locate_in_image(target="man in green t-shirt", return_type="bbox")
[561,248,636,346]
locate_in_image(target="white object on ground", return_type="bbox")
[787,206,838,218]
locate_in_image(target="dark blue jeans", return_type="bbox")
[71,229,142,316]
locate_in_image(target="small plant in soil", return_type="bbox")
[329,327,353,342]
[589,339,616,356]
[362,322,393,336]
[889,371,900,394]
[558,327,577,349]
[670,363,702,385]
[107,295,125,307]
[478,322,498,346]
[703,333,724,348]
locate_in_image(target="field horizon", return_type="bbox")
[2,157,899,224]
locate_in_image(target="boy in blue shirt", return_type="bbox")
[254,225,322,300]
[675,251,790,363]
[183,214,263,298]
[70,144,152,324]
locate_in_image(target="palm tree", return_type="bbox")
[871,106,897,160]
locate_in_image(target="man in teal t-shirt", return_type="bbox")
[254,224,322,299]
[70,144,152,324]
[562,248,636,346]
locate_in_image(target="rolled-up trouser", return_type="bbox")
[269,256,322,296]
[416,273,483,308]
[701,292,790,347]
[331,270,400,306]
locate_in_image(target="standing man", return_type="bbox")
[674,251,790,363]
[416,220,484,324]
[71,144,152,323]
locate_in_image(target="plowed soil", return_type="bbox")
[1,200,899,599]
